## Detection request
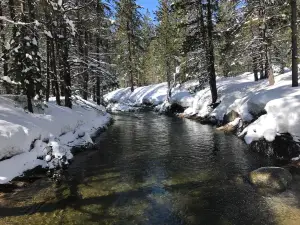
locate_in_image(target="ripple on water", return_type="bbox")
[0,112,299,225]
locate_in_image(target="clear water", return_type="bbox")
[0,112,299,225]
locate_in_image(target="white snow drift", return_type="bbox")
[0,95,111,184]
[104,83,194,112]
[105,70,300,146]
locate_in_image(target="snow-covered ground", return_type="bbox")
[105,71,300,148]
[104,83,194,112]
[0,95,111,184]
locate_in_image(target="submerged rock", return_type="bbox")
[249,167,292,192]
[223,110,240,124]
[216,124,236,133]
[217,118,241,133]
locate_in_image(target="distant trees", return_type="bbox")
[0,0,116,111]
[156,0,179,100]
[166,0,218,103]
[1,0,299,110]
[114,0,142,92]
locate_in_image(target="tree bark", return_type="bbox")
[83,31,89,100]
[127,20,134,92]
[207,0,218,104]
[291,0,298,87]
[198,0,207,82]
[257,0,267,80]
[0,1,8,79]
[51,38,61,106]
[253,54,259,81]
[27,0,42,98]
[96,34,101,105]
[63,24,72,108]
[96,2,102,105]
[46,37,50,102]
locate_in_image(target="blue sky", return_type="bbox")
[137,0,158,19]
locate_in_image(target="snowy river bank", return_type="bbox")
[1,112,300,225]
[104,71,300,160]
[0,95,112,184]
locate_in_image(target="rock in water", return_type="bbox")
[217,118,241,133]
[223,110,240,124]
[249,167,292,192]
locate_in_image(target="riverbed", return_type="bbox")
[0,112,300,225]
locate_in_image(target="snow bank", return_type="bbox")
[184,71,300,145]
[105,71,300,146]
[104,83,194,112]
[0,95,111,184]
[185,72,267,120]
[106,103,136,112]
[241,96,300,144]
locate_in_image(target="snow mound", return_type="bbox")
[106,103,136,112]
[105,71,300,146]
[184,71,300,144]
[105,83,194,112]
[241,96,300,144]
[0,95,111,184]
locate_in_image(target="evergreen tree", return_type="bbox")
[114,0,142,92]
[139,10,155,86]
[156,0,181,100]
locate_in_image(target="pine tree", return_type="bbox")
[206,0,218,104]
[156,0,175,100]
[139,10,155,85]
[114,0,142,92]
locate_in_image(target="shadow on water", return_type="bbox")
[0,112,299,224]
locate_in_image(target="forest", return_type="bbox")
[2,1,300,224]
[0,0,299,112]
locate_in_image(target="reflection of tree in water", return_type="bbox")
[0,113,289,225]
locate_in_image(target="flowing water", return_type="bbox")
[1,112,300,225]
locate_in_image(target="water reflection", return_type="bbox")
[0,112,290,224]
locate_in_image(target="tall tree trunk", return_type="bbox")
[63,24,72,108]
[96,34,101,105]
[258,0,266,80]
[46,37,50,102]
[252,55,259,81]
[127,20,134,92]
[291,0,298,87]
[19,0,34,112]
[78,29,85,96]
[198,0,207,82]
[83,31,89,100]
[93,85,96,102]
[207,0,218,104]
[250,17,259,81]
[166,38,171,101]
[0,1,8,79]
[43,0,50,101]
[56,22,65,97]
[96,2,102,105]
[27,0,42,98]
[54,31,64,97]
[51,38,61,105]
[9,0,17,38]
